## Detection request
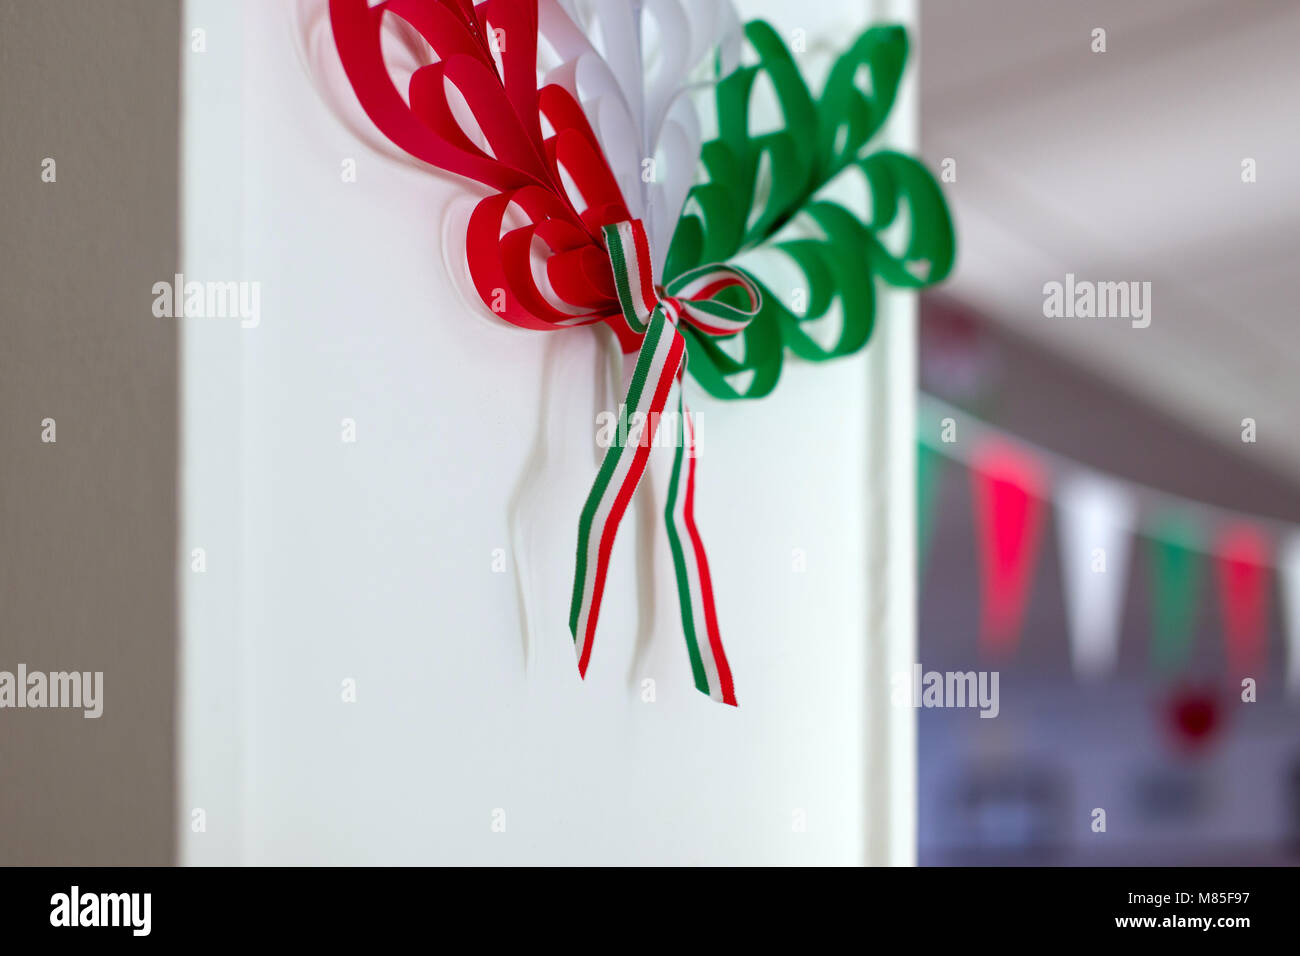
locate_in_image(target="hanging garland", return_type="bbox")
[327,0,955,704]
[920,394,1299,689]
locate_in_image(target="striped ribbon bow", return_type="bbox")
[569,220,761,706]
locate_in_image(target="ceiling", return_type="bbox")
[918,0,1300,482]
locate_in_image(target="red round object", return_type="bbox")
[1163,686,1222,753]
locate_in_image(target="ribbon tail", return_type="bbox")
[663,363,738,706]
[570,307,684,677]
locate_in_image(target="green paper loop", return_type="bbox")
[666,21,956,400]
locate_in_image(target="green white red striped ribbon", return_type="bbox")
[570,220,760,705]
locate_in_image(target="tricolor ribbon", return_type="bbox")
[570,220,760,705]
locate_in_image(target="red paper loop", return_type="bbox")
[330,0,635,342]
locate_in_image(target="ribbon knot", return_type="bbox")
[568,220,760,705]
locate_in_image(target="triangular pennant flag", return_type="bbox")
[1056,472,1135,678]
[1148,514,1203,674]
[1281,532,1300,695]
[1215,523,1271,680]
[970,440,1047,655]
[918,440,944,577]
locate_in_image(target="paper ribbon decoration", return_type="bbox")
[1281,533,1300,694]
[551,0,741,272]
[664,20,955,398]
[572,220,759,704]
[1055,473,1135,678]
[971,440,1046,655]
[326,0,954,702]
[1215,523,1271,679]
[330,0,647,349]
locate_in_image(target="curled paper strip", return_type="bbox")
[331,0,642,347]
[549,0,741,271]
[294,0,443,170]
[665,21,956,399]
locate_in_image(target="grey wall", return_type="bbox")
[0,0,178,864]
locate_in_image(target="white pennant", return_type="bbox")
[1281,532,1300,695]
[1056,472,1136,678]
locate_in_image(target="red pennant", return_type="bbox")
[971,440,1047,655]
[1214,523,1271,678]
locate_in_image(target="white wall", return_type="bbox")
[180,0,917,865]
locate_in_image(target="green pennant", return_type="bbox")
[1148,514,1204,673]
[917,440,943,576]
[665,21,955,400]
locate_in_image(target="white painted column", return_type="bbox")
[863,0,920,869]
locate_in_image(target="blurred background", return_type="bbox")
[915,0,1300,864]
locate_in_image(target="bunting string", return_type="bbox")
[920,394,1300,688]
